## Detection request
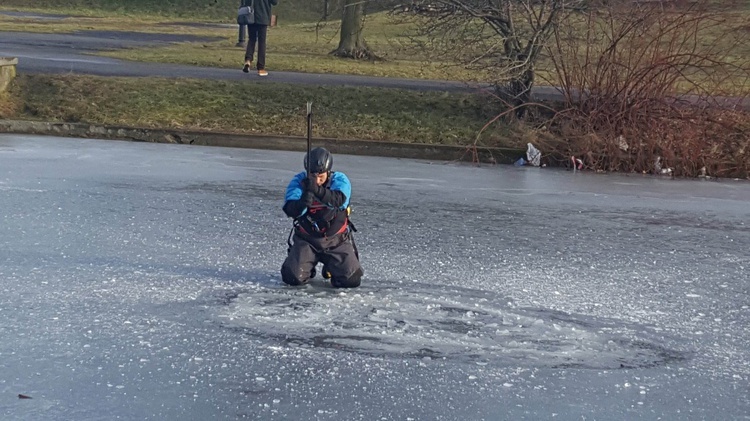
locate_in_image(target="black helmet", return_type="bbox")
[304,147,333,173]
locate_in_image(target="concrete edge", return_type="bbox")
[0,119,525,164]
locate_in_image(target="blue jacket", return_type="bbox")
[284,171,351,211]
[283,171,351,236]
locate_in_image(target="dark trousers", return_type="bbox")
[238,24,246,43]
[244,24,268,70]
[281,231,363,288]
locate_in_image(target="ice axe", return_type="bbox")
[288,101,314,252]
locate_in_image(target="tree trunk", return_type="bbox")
[498,66,535,119]
[330,0,378,59]
[512,66,534,106]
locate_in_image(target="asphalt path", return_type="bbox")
[0,28,555,96]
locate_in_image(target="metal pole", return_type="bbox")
[306,101,313,177]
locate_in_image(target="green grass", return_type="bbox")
[3,3,747,88]
[0,0,325,22]
[96,15,485,82]
[0,5,486,82]
[3,74,521,148]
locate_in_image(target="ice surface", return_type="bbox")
[1,135,749,420]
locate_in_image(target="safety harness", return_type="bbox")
[287,205,356,251]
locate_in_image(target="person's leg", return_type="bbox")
[333,267,363,289]
[322,233,363,288]
[245,24,258,62]
[280,235,319,286]
[237,24,246,44]
[256,25,268,71]
[242,25,257,72]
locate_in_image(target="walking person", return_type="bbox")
[240,0,278,77]
[281,148,363,288]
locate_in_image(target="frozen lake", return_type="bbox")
[1,134,748,420]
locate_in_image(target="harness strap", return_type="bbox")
[287,223,296,252]
[295,218,348,237]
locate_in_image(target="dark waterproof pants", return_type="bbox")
[281,230,363,288]
[244,24,268,70]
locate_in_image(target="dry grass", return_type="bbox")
[0,0,324,22]
[0,92,21,117]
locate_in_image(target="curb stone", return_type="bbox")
[0,119,524,164]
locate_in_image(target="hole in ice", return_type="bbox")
[215,280,687,370]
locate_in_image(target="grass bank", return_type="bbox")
[2,3,747,177]
[0,0,325,22]
[1,74,520,148]
[2,4,747,86]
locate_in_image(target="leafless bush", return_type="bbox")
[395,0,584,114]
[542,1,750,177]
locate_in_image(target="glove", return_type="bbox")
[302,176,323,197]
[300,176,312,191]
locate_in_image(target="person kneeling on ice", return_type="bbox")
[281,147,363,288]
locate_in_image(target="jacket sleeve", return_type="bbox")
[314,172,350,209]
[283,199,306,218]
[282,172,307,218]
[270,0,278,5]
[312,187,345,209]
